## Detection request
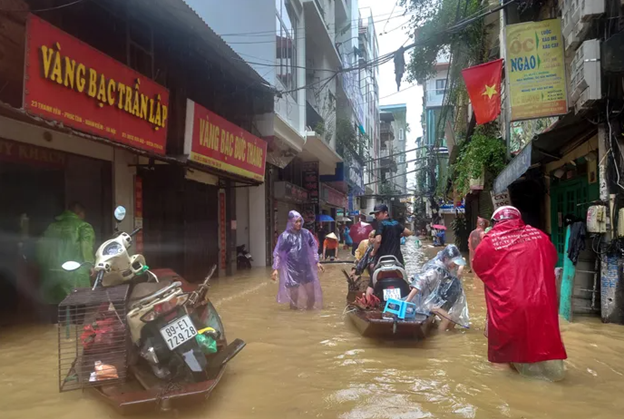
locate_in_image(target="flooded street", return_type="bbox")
[2,238,624,419]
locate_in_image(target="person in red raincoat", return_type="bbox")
[472,206,567,381]
[468,216,489,272]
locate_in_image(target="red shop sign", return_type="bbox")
[323,185,348,208]
[24,15,169,154]
[184,99,267,182]
[219,191,227,269]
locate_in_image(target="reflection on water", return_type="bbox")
[1,237,624,418]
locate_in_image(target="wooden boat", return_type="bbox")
[85,268,245,414]
[343,257,436,340]
[347,309,435,339]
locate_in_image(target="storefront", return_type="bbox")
[145,98,267,279]
[0,14,165,321]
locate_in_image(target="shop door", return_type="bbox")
[183,179,218,282]
[0,162,65,320]
[551,177,597,266]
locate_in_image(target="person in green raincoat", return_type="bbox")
[36,202,95,316]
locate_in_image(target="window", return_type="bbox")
[435,79,446,95]
[398,128,404,142]
[276,0,297,96]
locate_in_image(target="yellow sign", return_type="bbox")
[505,19,568,121]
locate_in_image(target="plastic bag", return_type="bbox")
[196,327,218,354]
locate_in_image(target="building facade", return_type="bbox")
[0,0,273,319]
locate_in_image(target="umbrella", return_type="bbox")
[316,214,335,222]
[432,224,447,230]
[337,216,352,222]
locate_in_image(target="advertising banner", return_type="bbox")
[322,184,348,208]
[184,99,267,182]
[505,19,568,121]
[24,15,169,154]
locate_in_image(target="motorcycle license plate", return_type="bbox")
[383,288,402,301]
[160,315,198,350]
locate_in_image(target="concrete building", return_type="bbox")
[420,54,451,197]
[358,8,381,215]
[380,104,408,193]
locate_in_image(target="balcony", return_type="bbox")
[304,0,341,66]
[426,89,447,108]
[379,148,397,172]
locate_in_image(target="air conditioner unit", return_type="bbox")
[560,0,605,50]
[570,39,601,104]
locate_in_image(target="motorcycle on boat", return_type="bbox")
[57,206,245,414]
[345,256,435,339]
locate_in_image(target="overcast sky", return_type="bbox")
[359,0,423,189]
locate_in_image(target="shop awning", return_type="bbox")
[493,142,532,194]
[530,111,597,165]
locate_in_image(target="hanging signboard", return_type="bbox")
[322,184,348,208]
[184,99,267,182]
[274,181,309,205]
[491,189,511,210]
[302,161,320,204]
[24,15,169,154]
[505,19,568,121]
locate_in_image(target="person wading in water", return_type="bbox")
[272,210,324,310]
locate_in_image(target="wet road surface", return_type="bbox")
[2,237,624,418]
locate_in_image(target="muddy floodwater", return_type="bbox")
[2,238,624,418]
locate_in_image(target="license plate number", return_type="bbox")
[383,288,402,301]
[159,315,197,350]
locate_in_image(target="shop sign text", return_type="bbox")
[505,19,567,121]
[302,161,320,204]
[24,15,169,154]
[184,99,267,182]
[0,138,65,168]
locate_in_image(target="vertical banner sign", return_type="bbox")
[302,161,320,204]
[134,176,144,254]
[218,190,227,273]
[24,15,169,154]
[506,19,568,121]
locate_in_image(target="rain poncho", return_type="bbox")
[468,217,489,268]
[273,210,323,310]
[410,245,470,328]
[36,210,95,304]
[472,206,567,365]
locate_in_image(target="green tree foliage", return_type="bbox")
[451,124,506,196]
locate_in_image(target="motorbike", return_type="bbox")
[236,244,253,269]
[346,256,434,339]
[60,206,245,413]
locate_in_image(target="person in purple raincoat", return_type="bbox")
[271,210,324,310]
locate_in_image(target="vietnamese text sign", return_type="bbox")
[24,15,169,154]
[302,161,320,204]
[491,190,511,210]
[506,19,568,121]
[184,99,267,182]
[322,184,348,208]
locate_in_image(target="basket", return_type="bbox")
[57,284,129,392]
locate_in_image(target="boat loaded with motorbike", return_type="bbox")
[344,256,435,339]
[57,206,245,414]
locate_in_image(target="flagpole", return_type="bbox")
[501,0,512,160]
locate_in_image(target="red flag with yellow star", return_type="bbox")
[461,59,504,125]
